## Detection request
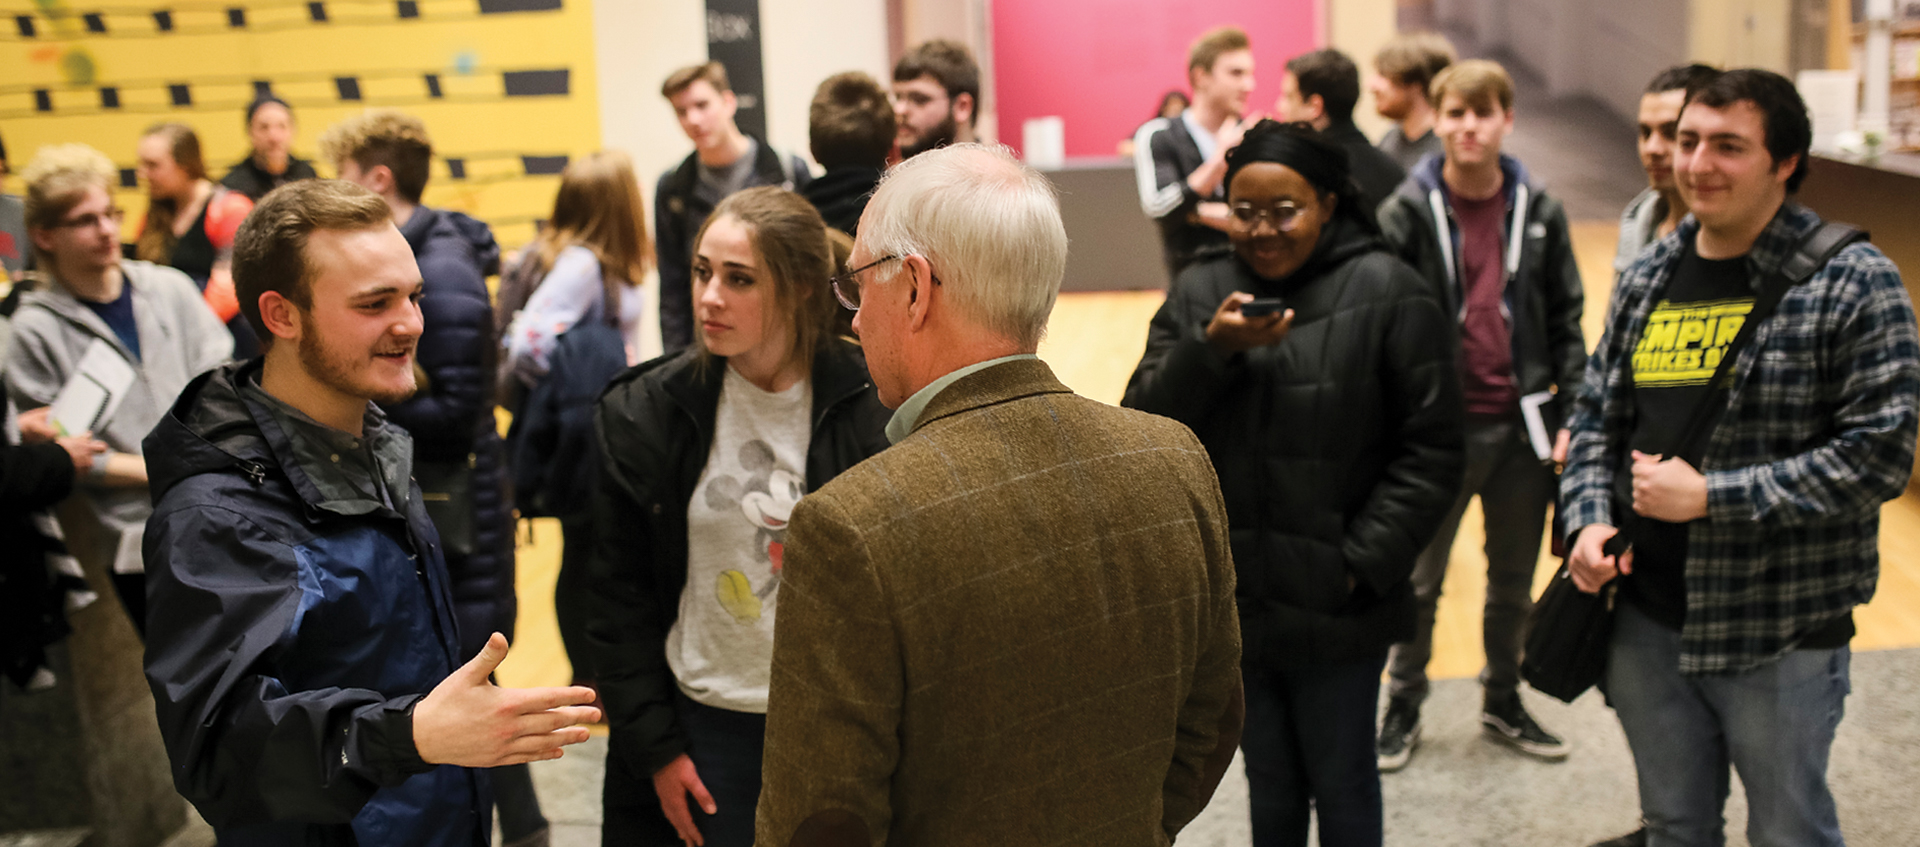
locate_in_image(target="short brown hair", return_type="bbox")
[692,186,837,374]
[662,62,731,99]
[1373,32,1456,93]
[893,40,980,110]
[318,111,433,204]
[1429,59,1514,113]
[231,179,392,345]
[1188,26,1251,76]
[810,72,896,170]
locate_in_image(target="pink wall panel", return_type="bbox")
[991,0,1320,159]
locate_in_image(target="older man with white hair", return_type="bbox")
[753,144,1244,847]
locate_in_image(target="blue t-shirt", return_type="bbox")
[82,283,140,362]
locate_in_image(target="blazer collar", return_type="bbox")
[910,357,1073,436]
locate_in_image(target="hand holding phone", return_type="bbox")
[1238,297,1285,318]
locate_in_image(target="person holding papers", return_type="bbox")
[5,144,232,637]
[1375,60,1587,770]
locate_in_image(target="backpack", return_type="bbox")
[504,297,627,519]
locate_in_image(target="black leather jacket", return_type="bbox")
[584,339,891,776]
[1124,217,1465,668]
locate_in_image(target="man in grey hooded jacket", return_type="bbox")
[5,143,231,636]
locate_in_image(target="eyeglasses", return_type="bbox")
[1229,201,1306,232]
[830,255,946,311]
[51,208,126,231]
[831,255,898,310]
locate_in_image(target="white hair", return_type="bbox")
[859,143,1067,347]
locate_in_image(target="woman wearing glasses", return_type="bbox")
[587,186,889,847]
[1123,120,1464,847]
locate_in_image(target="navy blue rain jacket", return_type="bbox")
[142,360,488,847]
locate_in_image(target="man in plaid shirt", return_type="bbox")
[1563,69,1920,847]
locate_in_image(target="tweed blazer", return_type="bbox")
[755,358,1241,847]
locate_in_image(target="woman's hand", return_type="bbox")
[1205,291,1294,356]
[653,753,716,846]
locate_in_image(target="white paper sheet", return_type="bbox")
[49,340,136,436]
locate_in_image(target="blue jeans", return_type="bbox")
[1241,656,1385,847]
[1607,602,1851,847]
[602,692,767,847]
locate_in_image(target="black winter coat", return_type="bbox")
[585,340,891,777]
[1124,218,1465,668]
[0,439,76,686]
[383,207,514,661]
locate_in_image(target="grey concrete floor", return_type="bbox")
[509,647,1918,847]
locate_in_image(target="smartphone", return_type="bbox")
[1240,297,1286,318]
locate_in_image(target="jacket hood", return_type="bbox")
[1400,151,1536,202]
[144,360,276,503]
[404,207,502,278]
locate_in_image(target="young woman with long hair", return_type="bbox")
[134,122,256,355]
[585,186,889,847]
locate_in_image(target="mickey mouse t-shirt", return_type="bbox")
[668,366,812,713]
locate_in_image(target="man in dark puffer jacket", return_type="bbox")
[323,111,544,845]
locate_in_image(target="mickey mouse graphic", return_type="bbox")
[702,439,805,623]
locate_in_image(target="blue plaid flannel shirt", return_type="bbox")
[1562,202,1920,675]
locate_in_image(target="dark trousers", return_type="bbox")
[555,514,594,681]
[1242,656,1387,847]
[111,571,145,640]
[1387,417,1553,705]
[493,762,548,842]
[602,692,767,847]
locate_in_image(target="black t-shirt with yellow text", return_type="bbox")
[1624,242,1853,646]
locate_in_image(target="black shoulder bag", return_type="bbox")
[1521,221,1866,703]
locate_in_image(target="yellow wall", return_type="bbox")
[1,0,603,250]
[1689,0,1792,72]
[1329,0,1396,139]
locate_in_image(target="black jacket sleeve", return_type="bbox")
[655,173,694,354]
[1539,202,1588,420]
[1339,266,1466,594]
[1122,267,1239,424]
[144,504,435,828]
[585,393,688,778]
[0,441,75,512]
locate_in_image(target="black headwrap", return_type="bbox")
[1224,119,1377,232]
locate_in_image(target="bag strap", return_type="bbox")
[1669,221,1866,466]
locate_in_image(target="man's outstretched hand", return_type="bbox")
[413,632,602,767]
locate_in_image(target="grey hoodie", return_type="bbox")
[3,260,232,571]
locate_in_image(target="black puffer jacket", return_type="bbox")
[1124,217,1464,669]
[383,206,512,661]
[584,339,891,776]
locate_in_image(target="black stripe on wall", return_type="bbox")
[502,70,568,97]
[479,0,563,12]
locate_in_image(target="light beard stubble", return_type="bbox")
[297,330,417,406]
